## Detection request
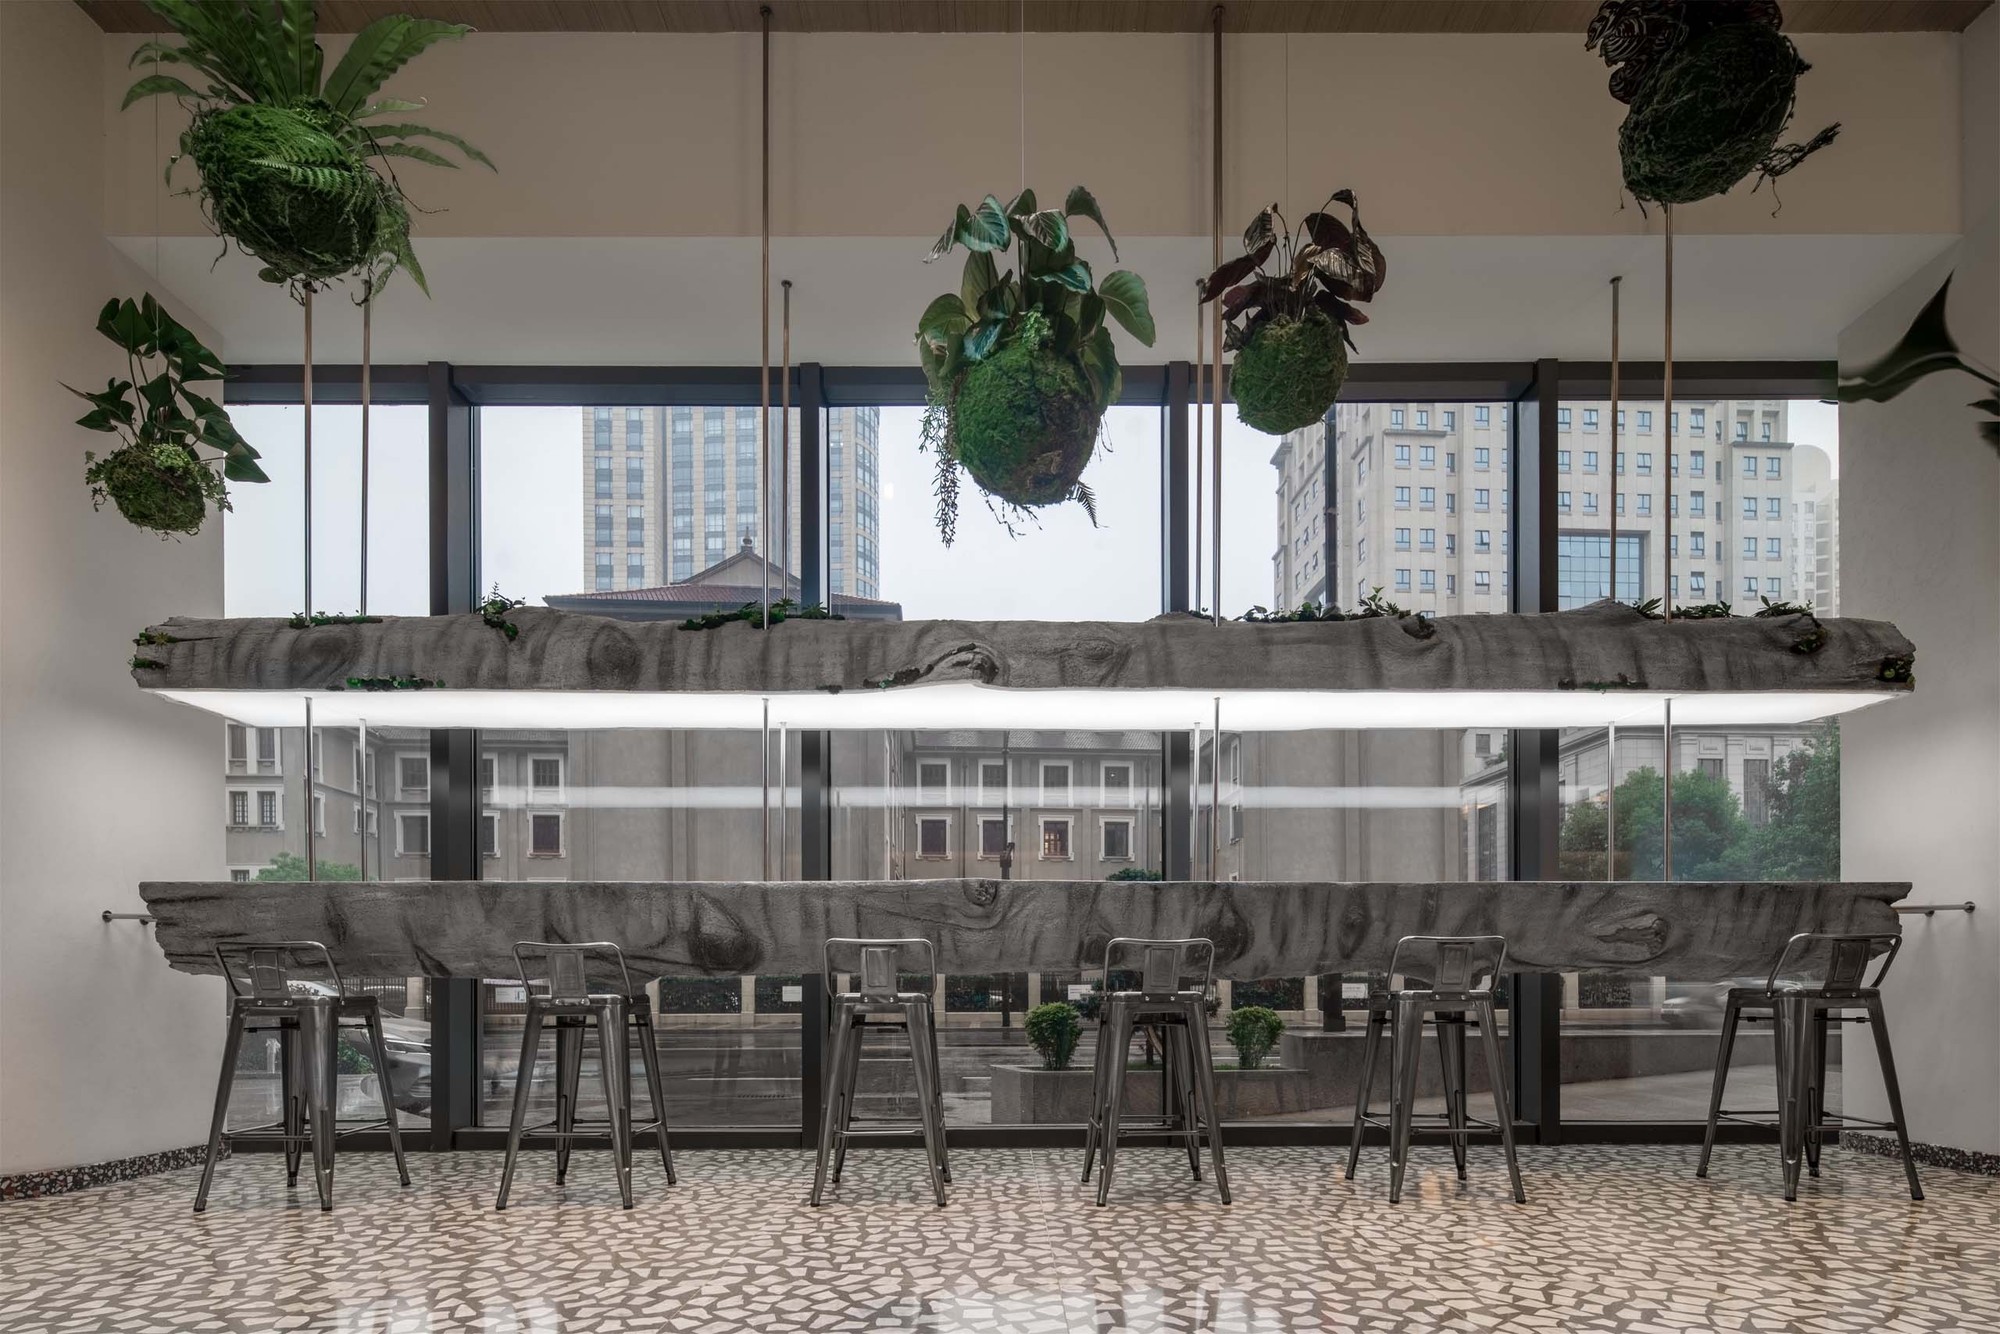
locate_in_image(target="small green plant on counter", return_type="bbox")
[1199,190,1386,435]
[341,676,445,691]
[479,586,526,639]
[289,611,384,628]
[1025,1002,1083,1071]
[1239,588,1417,623]
[679,598,842,631]
[1105,866,1163,882]
[67,295,267,538]
[1225,1005,1285,1071]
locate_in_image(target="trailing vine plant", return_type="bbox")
[67,295,266,538]
[478,586,525,639]
[122,0,493,299]
[1586,0,1837,207]
[1199,190,1386,435]
[679,599,841,631]
[915,188,1155,543]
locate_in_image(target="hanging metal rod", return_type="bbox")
[1895,902,1976,916]
[759,4,773,629]
[1209,3,1224,627]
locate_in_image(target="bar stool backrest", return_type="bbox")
[1386,935,1508,1000]
[512,941,637,1001]
[1101,937,1214,1000]
[1766,932,1901,997]
[213,940,345,1002]
[824,937,937,999]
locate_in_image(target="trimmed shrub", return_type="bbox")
[1225,1005,1285,1070]
[1025,1001,1083,1071]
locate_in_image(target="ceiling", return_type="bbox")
[75,0,1995,34]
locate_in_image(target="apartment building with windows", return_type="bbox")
[580,405,881,600]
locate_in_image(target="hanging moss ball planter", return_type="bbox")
[1587,2,1837,207]
[185,102,388,289]
[915,187,1156,543]
[1231,310,1350,436]
[952,338,1104,508]
[1200,190,1385,439]
[86,442,229,539]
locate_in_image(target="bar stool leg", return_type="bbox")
[1804,1004,1827,1179]
[1081,1014,1110,1184]
[598,1001,634,1209]
[362,1008,411,1186]
[1778,995,1811,1202]
[1476,997,1526,1204]
[810,1005,853,1206]
[925,1004,952,1185]
[1438,1012,1468,1182]
[633,1010,676,1185]
[281,1023,303,1188]
[1864,995,1923,1202]
[553,1020,583,1184]
[832,1010,865,1184]
[303,1000,339,1212]
[495,1005,543,1210]
[1696,995,1744,1179]
[1388,996,1423,1205]
[904,1001,948,1207]
[1344,1004,1385,1181]
[1172,1022,1203,1181]
[1096,1005,1133,1207]
[194,1007,247,1214]
[1189,1005,1230,1204]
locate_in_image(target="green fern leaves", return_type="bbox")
[125,2,492,298]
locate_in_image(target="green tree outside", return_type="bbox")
[256,852,364,881]
[1557,729,1839,882]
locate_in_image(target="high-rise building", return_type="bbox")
[580,405,880,599]
[1273,399,1809,616]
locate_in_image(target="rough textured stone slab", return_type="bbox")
[140,878,1908,981]
[130,601,1913,697]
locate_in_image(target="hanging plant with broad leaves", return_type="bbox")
[66,295,267,538]
[122,0,494,299]
[1837,274,2000,452]
[1586,0,1836,207]
[915,187,1155,544]
[1198,190,1385,437]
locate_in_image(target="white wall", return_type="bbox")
[1839,6,2000,1158]
[0,0,226,1174]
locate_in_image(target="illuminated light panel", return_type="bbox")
[146,683,1903,732]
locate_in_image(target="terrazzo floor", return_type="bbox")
[1,1144,1995,1333]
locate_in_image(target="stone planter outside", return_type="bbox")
[990,1061,1313,1124]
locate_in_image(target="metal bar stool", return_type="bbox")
[195,941,410,1213]
[1344,935,1524,1205]
[1697,932,1921,1202]
[1081,937,1229,1206]
[811,938,950,1207]
[495,942,676,1211]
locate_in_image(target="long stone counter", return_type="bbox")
[139,878,1907,981]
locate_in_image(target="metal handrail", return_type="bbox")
[1895,902,1977,916]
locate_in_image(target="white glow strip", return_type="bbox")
[147,683,1903,732]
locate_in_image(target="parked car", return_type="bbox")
[1658,978,1766,1028]
[285,980,431,1114]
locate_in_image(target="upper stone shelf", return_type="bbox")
[130,601,1914,732]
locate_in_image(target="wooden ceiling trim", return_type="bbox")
[76,0,1995,34]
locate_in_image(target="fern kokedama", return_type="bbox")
[123,0,493,297]
[1586,0,1836,206]
[1199,191,1386,436]
[915,188,1155,543]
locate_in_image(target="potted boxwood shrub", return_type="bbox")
[1225,1005,1285,1071]
[122,0,493,296]
[916,187,1155,543]
[67,295,266,538]
[1198,190,1385,436]
[1585,0,1836,206]
[1025,1001,1083,1072]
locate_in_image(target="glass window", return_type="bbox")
[1690,450,1705,476]
[1557,408,1572,429]
[1394,486,1411,509]
[1637,452,1653,475]
[918,760,950,803]
[1419,445,1435,468]
[1558,450,1572,472]
[1767,455,1782,478]
[1395,443,1411,466]
[1418,487,1435,510]
[917,816,951,858]
[1101,818,1133,861]
[1040,818,1071,860]
[1474,446,1490,468]
[1475,406,1490,426]
[1638,410,1653,431]
[1041,762,1071,805]
[1582,450,1598,473]
[1583,409,1599,430]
